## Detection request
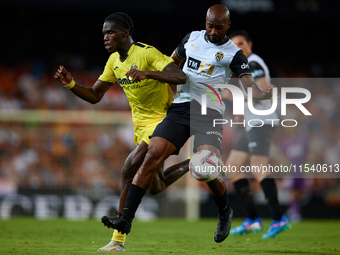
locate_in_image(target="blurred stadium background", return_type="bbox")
[0,0,339,221]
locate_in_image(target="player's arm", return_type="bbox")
[171,50,185,67]
[222,73,248,101]
[126,33,190,84]
[230,50,272,100]
[222,88,232,101]
[243,61,271,101]
[126,62,187,84]
[54,65,111,104]
[171,32,190,67]
[240,75,273,100]
[243,77,271,102]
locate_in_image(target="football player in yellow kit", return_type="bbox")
[100,5,273,247]
[54,12,188,251]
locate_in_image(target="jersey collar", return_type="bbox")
[120,43,135,62]
[204,32,229,45]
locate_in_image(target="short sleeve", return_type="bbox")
[146,47,174,71]
[229,50,252,77]
[249,61,266,80]
[174,33,191,59]
[98,55,118,84]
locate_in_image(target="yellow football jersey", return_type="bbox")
[99,42,174,127]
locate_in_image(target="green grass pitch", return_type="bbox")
[0,218,339,254]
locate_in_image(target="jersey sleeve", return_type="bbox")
[98,55,118,84]
[229,50,252,77]
[146,47,174,71]
[249,61,266,80]
[174,33,191,59]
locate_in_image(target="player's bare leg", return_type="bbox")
[133,137,177,189]
[100,140,189,251]
[148,159,190,195]
[205,175,233,243]
[227,152,290,237]
[119,142,149,212]
[196,144,233,243]
[120,141,189,210]
[101,137,177,235]
[250,155,284,225]
[99,142,148,251]
[226,150,249,183]
[250,155,291,238]
[206,176,226,196]
[250,155,270,182]
[227,150,263,235]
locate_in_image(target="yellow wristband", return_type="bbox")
[64,79,76,90]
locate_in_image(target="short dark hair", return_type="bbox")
[104,12,134,34]
[229,30,251,42]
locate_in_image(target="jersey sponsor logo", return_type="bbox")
[241,63,249,69]
[215,51,224,62]
[187,57,215,75]
[188,57,200,70]
[199,62,214,75]
[117,77,141,86]
[122,84,141,90]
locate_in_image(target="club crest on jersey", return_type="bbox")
[130,64,138,70]
[215,51,224,62]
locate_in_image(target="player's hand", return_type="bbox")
[54,66,73,85]
[272,84,280,99]
[125,69,147,82]
[253,84,273,100]
[262,84,274,100]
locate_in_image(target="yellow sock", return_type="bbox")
[111,229,126,243]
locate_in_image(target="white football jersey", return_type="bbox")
[241,53,279,131]
[173,30,251,115]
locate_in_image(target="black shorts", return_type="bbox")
[233,125,275,156]
[151,101,223,155]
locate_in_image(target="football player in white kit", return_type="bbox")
[102,5,273,245]
[224,30,291,238]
